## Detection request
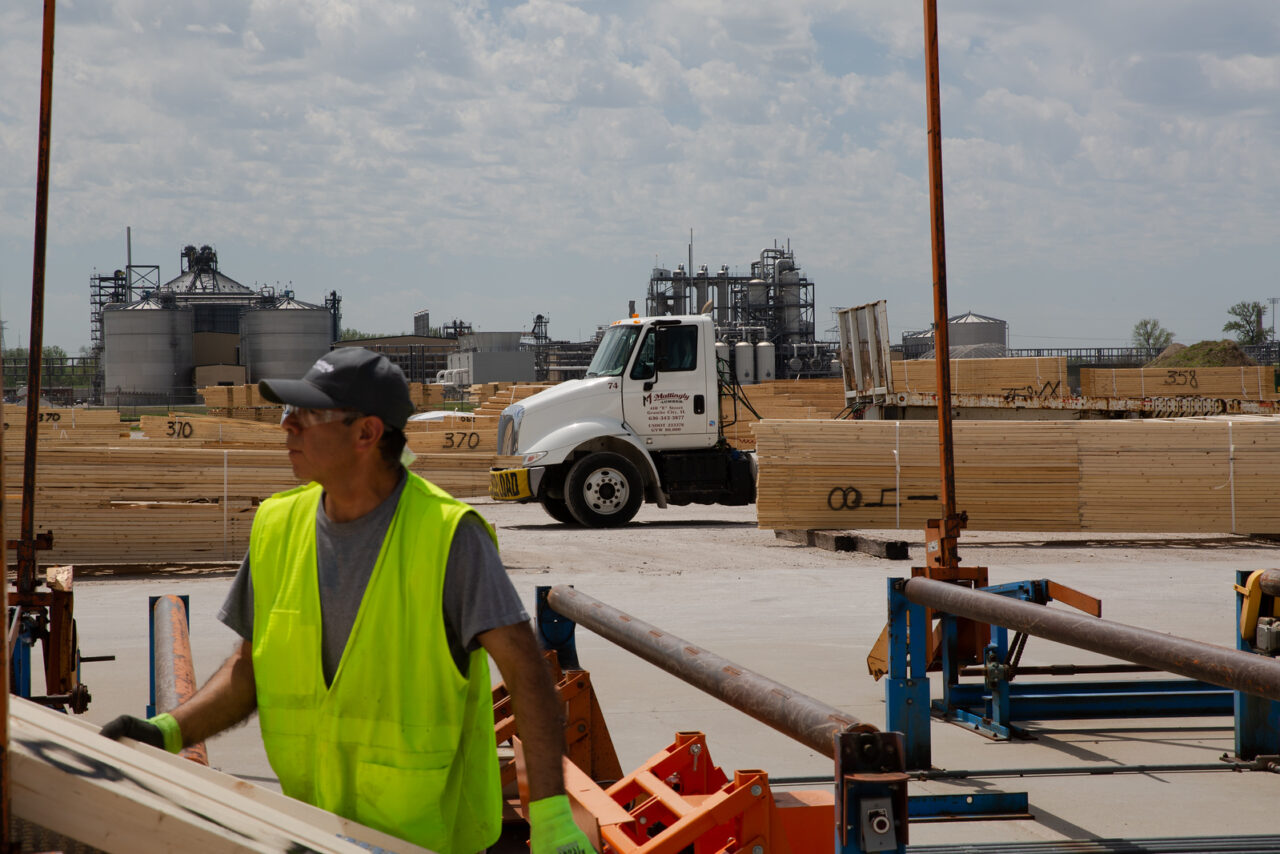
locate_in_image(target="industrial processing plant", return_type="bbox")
[645,241,839,381]
[91,244,341,406]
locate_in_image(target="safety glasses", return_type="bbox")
[281,405,363,429]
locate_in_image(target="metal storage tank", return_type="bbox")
[715,341,730,371]
[756,342,776,381]
[102,296,194,403]
[947,311,1007,348]
[734,341,756,385]
[241,296,333,383]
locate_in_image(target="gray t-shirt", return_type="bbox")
[218,473,528,684]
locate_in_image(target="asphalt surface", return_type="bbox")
[66,496,1280,848]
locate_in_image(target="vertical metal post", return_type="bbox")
[18,0,58,599]
[921,0,963,570]
[886,579,931,770]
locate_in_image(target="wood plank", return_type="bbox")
[10,697,415,853]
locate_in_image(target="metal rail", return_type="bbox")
[903,577,1280,701]
[545,585,875,759]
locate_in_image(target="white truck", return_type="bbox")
[488,313,757,526]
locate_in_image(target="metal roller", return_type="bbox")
[546,585,876,760]
[151,595,208,765]
[903,577,1280,702]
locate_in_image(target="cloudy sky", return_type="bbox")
[2,0,1278,353]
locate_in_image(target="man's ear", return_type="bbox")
[354,415,386,451]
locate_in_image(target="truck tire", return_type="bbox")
[540,495,579,526]
[565,452,643,527]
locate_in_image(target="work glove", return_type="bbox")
[100,713,184,753]
[528,794,596,854]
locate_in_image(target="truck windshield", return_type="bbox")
[585,325,641,378]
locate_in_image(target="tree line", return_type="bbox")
[1132,301,1273,350]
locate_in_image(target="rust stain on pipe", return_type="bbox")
[153,595,208,765]
[547,585,875,759]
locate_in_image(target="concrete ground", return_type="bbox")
[69,497,1280,848]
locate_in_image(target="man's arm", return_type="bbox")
[478,621,565,801]
[171,638,258,746]
[101,638,258,751]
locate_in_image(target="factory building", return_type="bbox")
[439,332,537,388]
[96,244,340,406]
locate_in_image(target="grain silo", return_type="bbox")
[102,294,194,405]
[241,295,334,383]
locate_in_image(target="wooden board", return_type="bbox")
[754,416,1280,534]
[10,696,432,853]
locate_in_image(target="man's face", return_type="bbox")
[280,407,364,484]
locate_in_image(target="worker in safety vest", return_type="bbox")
[102,347,594,854]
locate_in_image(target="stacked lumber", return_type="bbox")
[893,357,1069,398]
[139,414,284,446]
[473,382,557,417]
[408,381,446,409]
[1,409,129,446]
[1080,366,1277,400]
[754,416,1280,534]
[203,381,449,416]
[721,378,846,450]
[11,696,433,853]
[5,418,505,562]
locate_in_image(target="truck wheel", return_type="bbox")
[541,495,579,526]
[565,452,643,527]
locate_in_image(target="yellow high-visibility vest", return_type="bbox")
[249,474,501,853]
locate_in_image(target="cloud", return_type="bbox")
[1,0,1278,351]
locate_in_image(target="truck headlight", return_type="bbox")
[523,451,547,465]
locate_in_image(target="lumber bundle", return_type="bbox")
[893,357,1069,398]
[201,381,447,414]
[4,428,504,563]
[1,408,129,446]
[473,382,557,417]
[10,696,432,853]
[754,416,1280,534]
[721,378,846,450]
[1080,366,1278,400]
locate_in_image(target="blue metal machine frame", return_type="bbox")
[1235,569,1280,759]
[888,574,1280,769]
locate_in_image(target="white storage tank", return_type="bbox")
[241,296,333,382]
[102,296,195,403]
[756,341,776,382]
[734,341,755,385]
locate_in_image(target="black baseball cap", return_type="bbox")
[259,348,414,431]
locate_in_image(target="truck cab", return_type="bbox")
[489,313,756,526]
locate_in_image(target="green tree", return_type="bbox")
[1223,301,1269,345]
[1131,318,1173,351]
[339,327,377,341]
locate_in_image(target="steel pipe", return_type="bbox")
[1257,569,1280,598]
[546,586,875,759]
[903,577,1280,702]
[151,596,208,765]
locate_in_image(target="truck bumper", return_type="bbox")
[489,466,544,502]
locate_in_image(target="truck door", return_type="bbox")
[623,321,716,450]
